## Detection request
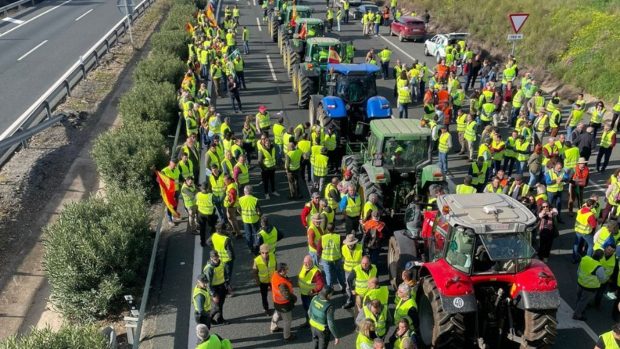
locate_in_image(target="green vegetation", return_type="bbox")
[413,0,620,101]
[134,52,186,85]
[118,80,178,128]
[0,326,107,349]
[43,189,151,321]
[151,30,190,61]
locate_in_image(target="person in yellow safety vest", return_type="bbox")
[480,100,496,128]
[502,130,518,175]
[463,114,477,161]
[437,126,452,175]
[528,89,546,120]
[186,108,200,138]
[181,176,198,233]
[313,147,330,194]
[255,105,271,134]
[209,164,227,220]
[589,101,607,140]
[378,47,392,79]
[324,177,341,212]
[595,243,618,307]
[220,149,235,178]
[256,215,283,255]
[196,184,216,247]
[311,125,323,146]
[477,138,492,170]
[533,111,549,146]
[510,85,525,127]
[594,221,620,252]
[455,109,468,155]
[272,116,286,165]
[545,161,569,220]
[193,275,213,327]
[597,124,617,173]
[310,142,325,184]
[326,7,334,32]
[393,283,418,335]
[225,29,236,47]
[490,133,505,174]
[162,159,181,226]
[195,323,233,349]
[222,176,241,239]
[253,243,277,315]
[484,176,506,194]
[299,255,325,324]
[341,234,362,309]
[239,185,262,252]
[307,213,325,264]
[362,193,379,223]
[178,151,194,182]
[594,323,620,349]
[356,299,388,337]
[455,175,477,194]
[319,222,347,288]
[573,249,606,321]
[232,154,250,193]
[397,84,411,119]
[322,127,338,172]
[319,199,335,229]
[205,142,221,173]
[612,96,620,132]
[468,156,489,192]
[373,10,381,36]
[203,250,231,325]
[514,134,530,176]
[339,183,363,235]
[347,256,378,311]
[302,192,322,227]
[208,223,235,282]
[258,137,279,199]
[566,94,586,142]
[573,197,598,263]
[506,174,529,201]
[285,142,303,199]
[342,0,350,24]
[501,60,517,86]
[356,318,377,349]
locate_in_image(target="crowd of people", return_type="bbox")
[155,0,620,347]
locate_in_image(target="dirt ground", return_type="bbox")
[0,0,170,338]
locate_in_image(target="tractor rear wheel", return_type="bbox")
[297,73,311,109]
[283,48,289,68]
[417,277,466,349]
[521,309,558,349]
[341,155,361,178]
[271,21,278,42]
[277,30,283,52]
[292,66,299,92]
[288,50,299,79]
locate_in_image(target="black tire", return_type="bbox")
[288,50,299,79]
[417,277,466,349]
[424,45,430,56]
[277,30,283,52]
[271,21,278,42]
[522,309,558,349]
[292,66,299,92]
[298,74,311,108]
[341,154,361,178]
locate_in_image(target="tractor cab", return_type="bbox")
[325,64,379,106]
[293,18,324,38]
[279,5,312,24]
[304,37,344,64]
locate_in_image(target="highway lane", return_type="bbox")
[142,0,620,347]
[0,0,127,137]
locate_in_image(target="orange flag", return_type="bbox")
[289,5,297,27]
[156,171,180,218]
[328,46,341,64]
[298,22,307,39]
[185,22,194,34]
[206,6,218,27]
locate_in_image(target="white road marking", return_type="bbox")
[253,0,256,6]
[74,8,93,21]
[0,0,73,38]
[266,55,277,81]
[557,298,597,341]
[2,17,24,24]
[17,40,47,61]
[378,34,416,62]
[187,235,202,349]
[247,0,250,4]
[256,17,262,31]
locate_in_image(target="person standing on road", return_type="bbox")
[253,244,277,316]
[341,234,363,309]
[203,250,231,325]
[347,256,378,313]
[341,0,349,23]
[228,76,243,114]
[573,249,606,321]
[545,161,570,222]
[209,164,226,226]
[308,287,340,349]
[181,176,198,233]
[320,222,347,290]
[271,262,298,342]
[308,214,325,266]
[573,198,598,262]
[339,183,363,235]
[242,26,250,55]
[392,283,418,344]
[378,47,392,80]
[193,274,212,329]
[256,215,283,255]
[356,299,388,339]
[597,123,616,173]
[422,9,430,30]
[356,319,377,349]
[594,323,620,349]
[285,141,303,199]
[326,6,334,32]
[463,114,477,161]
[438,126,452,175]
[208,223,235,283]
[568,157,589,216]
[161,160,181,228]
[196,184,216,247]
[336,6,342,32]
[239,185,261,252]
[313,147,329,194]
[588,101,607,140]
[258,137,279,199]
[233,154,250,194]
[255,105,271,134]
[223,175,241,239]
[298,255,325,326]
[373,11,381,36]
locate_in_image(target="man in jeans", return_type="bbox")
[271,263,298,342]
[545,161,570,222]
[319,223,347,291]
[437,126,452,175]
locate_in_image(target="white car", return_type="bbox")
[424,32,469,62]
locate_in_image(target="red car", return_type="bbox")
[389,16,426,42]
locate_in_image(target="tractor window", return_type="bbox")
[479,233,535,261]
[368,134,378,157]
[445,228,474,273]
[335,73,375,104]
[383,139,428,168]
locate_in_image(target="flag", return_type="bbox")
[156,171,180,218]
[328,46,341,63]
[298,22,307,39]
[205,6,218,27]
[289,4,297,27]
[185,22,194,35]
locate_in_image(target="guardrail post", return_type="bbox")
[64,80,71,96]
[79,55,86,76]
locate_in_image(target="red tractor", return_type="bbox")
[388,193,559,349]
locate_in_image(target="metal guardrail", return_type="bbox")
[0,0,156,166]
[0,0,34,17]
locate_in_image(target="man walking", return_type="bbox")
[253,244,276,316]
[320,222,347,290]
[203,250,231,325]
[596,123,616,173]
[271,263,297,342]
[208,223,235,283]
[378,47,392,79]
[285,141,303,199]
[196,184,216,247]
[299,255,325,326]
[181,176,198,233]
[239,185,261,252]
[308,287,340,349]
[192,274,212,328]
[573,249,606,321]
[437,126,452,175]
[256,215,283,255]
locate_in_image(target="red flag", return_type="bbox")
[298,22,307,39]
[156,171,180,218]
[289,5,297,27]
[328,46,341,64]
[185,22,195,34]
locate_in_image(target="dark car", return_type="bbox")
[350,3,379,20]
[389,16,426,42]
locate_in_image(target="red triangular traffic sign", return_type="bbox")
[509,13,529,33]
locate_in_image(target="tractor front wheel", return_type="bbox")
[297,73,311,109]
[277,30,283,52]
[521,309,558,349]
[287,50,299,79]
[417,277,466,349]
[270,21,278,42]
[292,66,299,92]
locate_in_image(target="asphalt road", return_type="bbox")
[0,0,127,137]
[142,0,620,348]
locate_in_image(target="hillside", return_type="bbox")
[411,0,620,102]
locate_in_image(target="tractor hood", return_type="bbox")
[366,96,391,119]
[320,96,347,118]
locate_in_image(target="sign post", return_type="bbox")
[117,0,135,47]
[508,13,528,56]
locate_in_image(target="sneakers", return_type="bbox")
[284,334,297,342]
[606,292,617,300]
[270,327,283,333]
[265,194,271,200]
[272,191,280,197]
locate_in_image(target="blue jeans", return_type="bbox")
[375,23,379,35]
[320,259,346,288]
[381,61,389,79]
[566,126,574,142]
[309,251,319,267]
[510,106,521,127]
[275,144,283,165]
[398,103,409,118]
[439,152,448,174]
[243,222,259,252]
[573,233,594,262]
[243,40,249,54]
[213,198,225,225]
[547,191,563,214]
[528,171,539,187]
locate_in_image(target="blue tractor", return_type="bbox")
[308,63,391,140]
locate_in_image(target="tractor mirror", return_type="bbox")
[354,123,364,136]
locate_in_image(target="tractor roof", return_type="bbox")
[369,119,430,140]
[327,63,379,75]
[307,37,341,46]
[297,18,323,25]
[437,193,537,234]
[291,5,312,12]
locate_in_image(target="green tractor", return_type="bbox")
[291,37,353,108]
[341,119,447,223]
[280,17,325,73]
[268,4,313,42]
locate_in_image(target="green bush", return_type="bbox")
[151,30,190,61]
[134,51,186,85]
[412,0,620,101]
[92,121,168,196]
[161,4,196,32]
[0,326,107,349]
[43,188,151,321]
[118,80,178,127]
